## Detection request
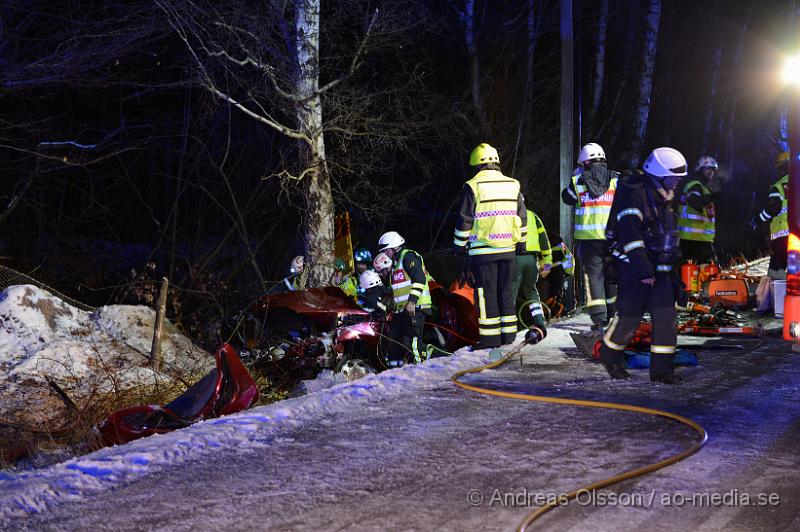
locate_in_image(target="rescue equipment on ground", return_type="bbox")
[703,274,754,308]
[700,261,720,282]
[681,261,700,292]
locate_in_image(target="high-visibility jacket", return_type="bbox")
[551,242,575,276]
[769,175,789,240]
[525,210,552,268]
[677,180,715,242]
[390,249,432,311]
[283,275,301,291]
[336,275,358,300]
[457,169,524,255]
[571,174,618,240]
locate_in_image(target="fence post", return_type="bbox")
[150,277,169,371]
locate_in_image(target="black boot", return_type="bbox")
[469,342,498,352]
[603,362,630,379]
[650,372,682,384]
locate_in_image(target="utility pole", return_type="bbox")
[560,0,574,251]
[560,0,575,307]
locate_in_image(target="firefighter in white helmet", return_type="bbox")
[677,155,722,264]
[601,147,688,384]
[561,142,619,333]
[453,143,529,349]
[377,231,435,365]
[358,269,389,316]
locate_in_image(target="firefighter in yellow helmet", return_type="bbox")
[750,152,790,279]
[453,143,528,349]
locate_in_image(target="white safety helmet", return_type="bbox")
[290,255,304,273]
[359,270,383,290]
[377,231,405,251]
[643,147,687,177]
[577,142,606,164]
[695,155,718,171]
[373,252,393,271]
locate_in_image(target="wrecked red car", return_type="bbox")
[98,343,259,446]
[237,282,478,379]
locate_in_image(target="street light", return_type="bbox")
[782,54,800,86]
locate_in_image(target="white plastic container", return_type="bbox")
[774,280,787,317]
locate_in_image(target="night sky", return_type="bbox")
[0,0,795,325]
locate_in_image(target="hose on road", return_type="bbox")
[450,343,708,531]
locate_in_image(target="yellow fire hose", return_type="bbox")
[451,344,708,531]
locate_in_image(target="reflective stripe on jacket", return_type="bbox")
[571,174,617,240]
[677,179,715,242]
[391,249,432,310]
[525,210,553,267]
[464,170,523,253]
[769,175,789,240]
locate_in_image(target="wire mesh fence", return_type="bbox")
[0,265,95,312]
[422,249,465,288]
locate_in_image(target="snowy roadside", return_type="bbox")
[0,316,585,518]
[0,285,211,428]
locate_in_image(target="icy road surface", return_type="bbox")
[2,312,800,531]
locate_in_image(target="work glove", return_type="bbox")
[515,243,527,256]
[524,326,547,345]
[749,216,759,231]
[452,245,467,256]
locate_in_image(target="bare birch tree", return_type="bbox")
[157,1,415,286]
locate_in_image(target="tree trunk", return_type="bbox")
[701,32,723,154]
[628,0,662,167]
[723,1,753,174]
[464,0,490,137]
[512,0,541,174]
[295,0,334,287]
[607,1,638,149]
[588,0,608,128]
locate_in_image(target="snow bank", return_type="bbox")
[0,315,589,518]
[0,285,211,423]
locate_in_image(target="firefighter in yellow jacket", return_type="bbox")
[750,152,790,279]
[378,231,434,365]
[511,209,551,342]
[677,156,722,263]
[453,143,527,348]
[561,143,619,333]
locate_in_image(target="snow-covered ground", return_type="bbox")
[0,285,211,427]
[0,318,584,517]
[2,272,798,531]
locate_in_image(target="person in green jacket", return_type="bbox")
[331,258,358,300]
[511,209,551,342]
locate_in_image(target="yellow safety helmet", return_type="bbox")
[776,151,790,166]
[469,143,500,166]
